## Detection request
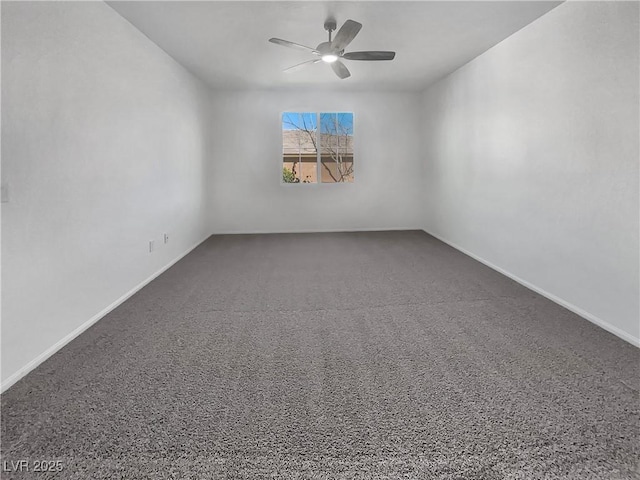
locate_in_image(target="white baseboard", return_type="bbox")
[423,229,640,348]
[1,239,206,394]
[211,226,422,235]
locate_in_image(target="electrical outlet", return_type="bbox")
[149,240,155,253]
[1,182,9,203]
[164,233,169,244]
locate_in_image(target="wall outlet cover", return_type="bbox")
[1,183,9,203]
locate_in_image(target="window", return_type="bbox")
[282,112,354,184]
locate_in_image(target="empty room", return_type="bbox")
[1,0,638,478]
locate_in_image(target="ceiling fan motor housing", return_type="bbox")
[316,41,336,55]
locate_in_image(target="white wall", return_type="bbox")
[421,1,639,345]
[1,1,212,388]
[208,90,423,234]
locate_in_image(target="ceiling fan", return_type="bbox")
[268,18,396,79]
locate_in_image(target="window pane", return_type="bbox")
[282,112,317,184]
[319,112,354,183]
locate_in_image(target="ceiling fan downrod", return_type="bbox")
[324,19,337,43]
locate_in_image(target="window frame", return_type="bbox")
[280,111,355,186]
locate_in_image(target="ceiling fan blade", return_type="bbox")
[283,59,321,73]
[331,20,362,51]
[331,60,351,79]
[342,51,396,61]
[269,38,319,55]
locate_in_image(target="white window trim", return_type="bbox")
[280,111,355,186]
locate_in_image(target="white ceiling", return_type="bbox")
[108,1,562,92]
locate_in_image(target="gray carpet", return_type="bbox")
[1,231,638,479]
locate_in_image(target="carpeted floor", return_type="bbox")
[1,231,638,479]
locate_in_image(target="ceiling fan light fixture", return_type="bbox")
[321,54,338,63]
